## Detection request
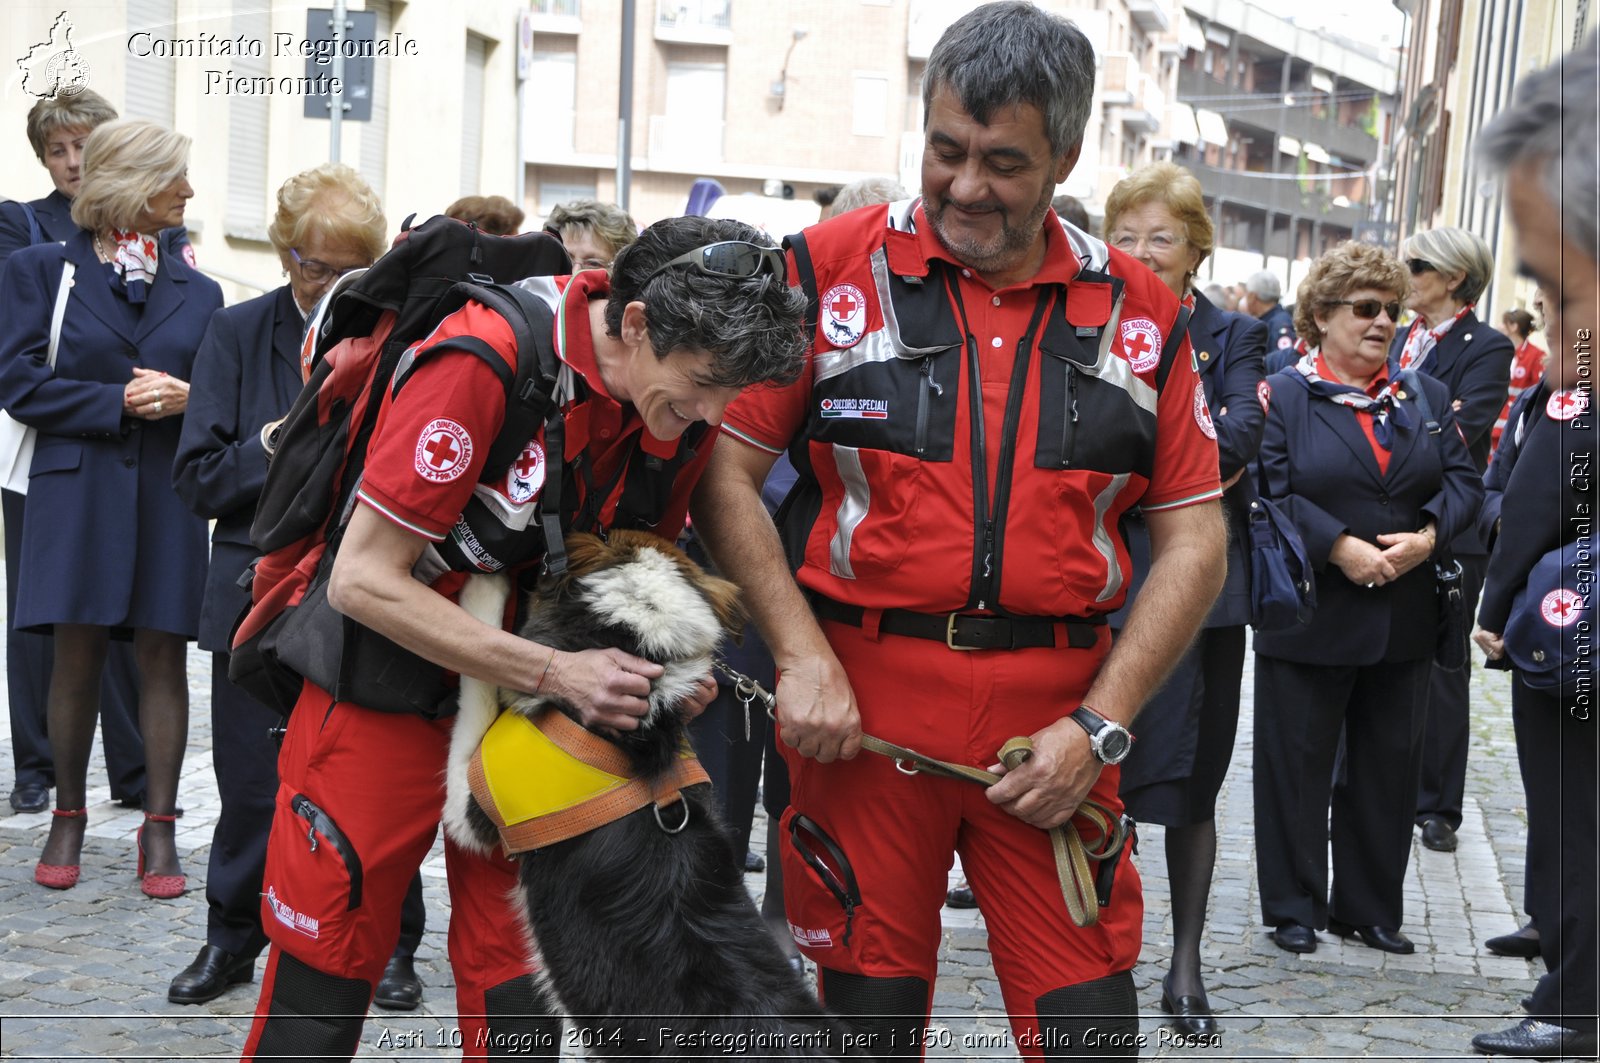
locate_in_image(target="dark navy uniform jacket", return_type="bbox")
[0,229,220,633]
[1,188,192,270]
[1252,367,1483,665]
[173,285,306,653]
[1261,302,1297,351]
[1388,309,1513,553]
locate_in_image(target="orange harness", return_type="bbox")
[467,707,710,857]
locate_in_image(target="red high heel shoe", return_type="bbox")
[35,807,87,889]
[136,812,186,899]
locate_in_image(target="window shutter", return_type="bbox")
[461,34,489,196]
[361,0,392,200]
[225,0,270,239]
[125,0,177,124]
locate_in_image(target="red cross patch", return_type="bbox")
[1541,588,1583,627]
[820,283,867,349]
[414,418,473,483]
[1192,381,1217,440]
[506,440,545,504]
[1119,317,1163,374]
[1257,379,1272,412]
[1547,388,1590,421]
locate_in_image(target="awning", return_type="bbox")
[1195,108,1229,145]
[1180,16,1206,53]
[1278,135,1302,157]
[1304,142,1331,164]
[1170,103,1200,145]
[1309,70,1335,93]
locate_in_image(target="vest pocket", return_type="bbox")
[805,442,923,582]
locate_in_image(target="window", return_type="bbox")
[225,0,270,238]
[361,0,393,200]
[525,50,577,152]
[461,34,489,195]
[655,61,726,160]
[125,0,176,124]
[852,73,889,137]
[538,179,597,216]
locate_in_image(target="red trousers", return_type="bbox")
[241,684,536,1060]
[778,621,1142,1057]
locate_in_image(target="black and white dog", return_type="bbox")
[445,531,849,1058]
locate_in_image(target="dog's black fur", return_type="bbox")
[448,532,850,1059]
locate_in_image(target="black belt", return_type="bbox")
[809,594,1105,652]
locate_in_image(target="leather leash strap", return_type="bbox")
[857,732,1124,928]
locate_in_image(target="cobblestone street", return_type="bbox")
[1,615,1544,1059]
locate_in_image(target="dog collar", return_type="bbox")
[468,706,709,856]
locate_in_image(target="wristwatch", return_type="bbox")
[1069,706,1134,765]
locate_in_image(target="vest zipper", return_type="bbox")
[916,356,942,457]
[1061,364,1080,467]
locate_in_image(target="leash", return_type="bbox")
[714,661,1130,927]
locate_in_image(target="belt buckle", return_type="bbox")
[945,613,980,651]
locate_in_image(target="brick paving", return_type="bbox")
[1,601,1542,1059]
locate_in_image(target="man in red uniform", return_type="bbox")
[239,216,806,1061]
[691,4,1227,1058]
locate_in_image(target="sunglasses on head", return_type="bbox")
[1407,258,1437,275]
[644,240,786,286]
[1331,298,1402,322]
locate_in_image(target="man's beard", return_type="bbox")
[925,184,1054,276]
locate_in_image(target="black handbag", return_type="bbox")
[1242,476,1317,631]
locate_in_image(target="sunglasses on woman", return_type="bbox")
[1331,298,1403,322]
[1407,258,1437,275]
[645,241,786,285]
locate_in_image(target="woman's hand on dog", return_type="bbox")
[683,674,718,720]
[546,647,664,731]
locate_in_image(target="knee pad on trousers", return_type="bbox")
[482,974,563,1058]
[819,968,928,1059]
[1035,970,1140,1060]
[253,952,370,1060]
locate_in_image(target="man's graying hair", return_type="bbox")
[922,1,1097,158]
[606,216,806,389]
[1478,34,1598,262]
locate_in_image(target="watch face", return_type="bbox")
[1099,728,1132,763]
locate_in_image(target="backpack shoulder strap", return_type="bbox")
[1399,368,1441,433]
[1154,303,1194,393]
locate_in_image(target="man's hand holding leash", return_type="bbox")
[984,718,1102,831]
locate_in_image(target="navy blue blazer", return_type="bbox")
[173,285,307,653]
[1389,310,1513,554]
[1252,367,1483,665]
[0,230,220,634]
[1,188,193,271]
[1115,292,1268,628]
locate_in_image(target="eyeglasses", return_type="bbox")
[290,249,366,285]
[644,241,786,286]
[1330,298,1403,322]
[1108,230,1186,254]
[1407,258,1437,275]
[572,257,611,272]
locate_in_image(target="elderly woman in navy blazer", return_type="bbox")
[0,119,221,897]
[1101,162,1267,1035]
[1388,226,1514,856]
[168,164,429,1012]
[1253,241,1481,957]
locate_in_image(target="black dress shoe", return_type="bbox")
[1486,924,1542,958]
[945,881,976,909]
[1160,974,1218,1037]
[1472,1018,1599,1058]
[1420,817,1459,852]
[1327,918,1414,954]
[1271,922,1318,954]
[373,954,423,1011]
[168,945,257,1004]
[743,850,766,873]
[9,783,49,814]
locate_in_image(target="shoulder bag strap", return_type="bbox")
[48,260,75,369]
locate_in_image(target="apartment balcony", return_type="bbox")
[1101,52,1135,106]
[1127,0,1172,34]
[1176,67,1380,164]
[656,0,733,46]
[1187,160,1365,227]
[1124,75,1165,134]
[528,0,581,35]
[648,113,725,166]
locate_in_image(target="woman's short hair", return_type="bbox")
[831,177,907,216]
[606,215,806,390]
[1103,162,1215,270]
[70,120,190,233]
[266,163,388,263]
[1502,307,1535,338]
[1400,226,1495,306]
[543,199,638,261]
[1293,241,1411,348]
[26,89,118,161]
[445,194,525,236]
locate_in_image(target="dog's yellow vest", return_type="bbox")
[468,707,710,856]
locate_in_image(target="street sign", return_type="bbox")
[302,8,376,121]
